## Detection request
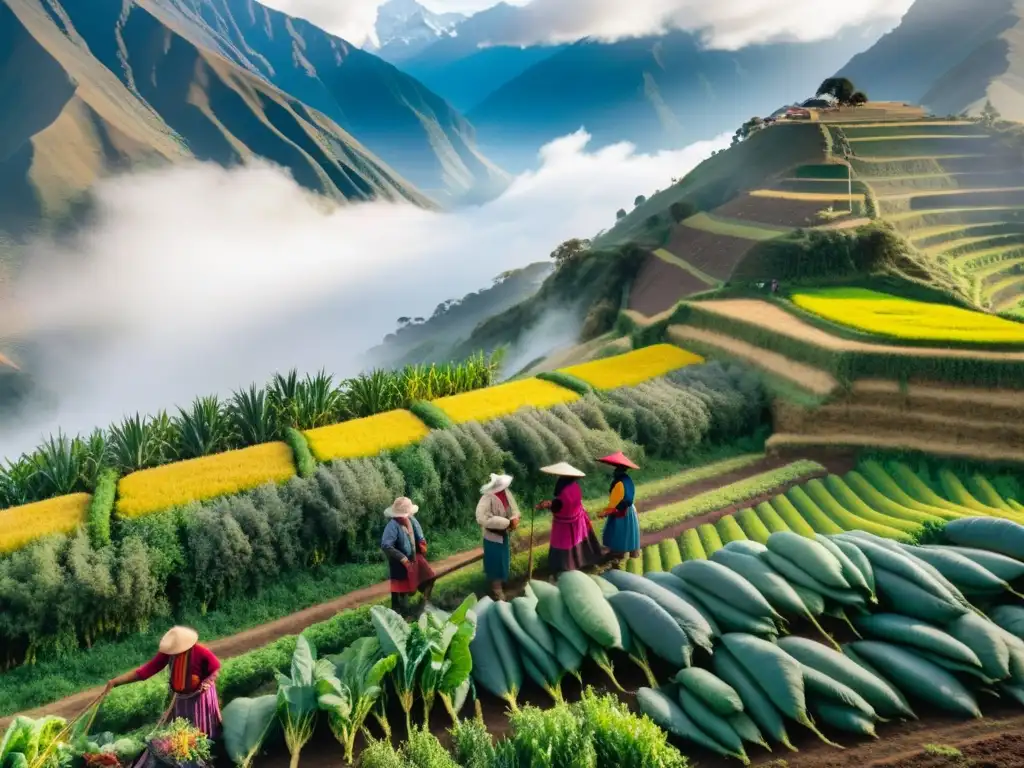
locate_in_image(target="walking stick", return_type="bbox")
[526,496,538,582]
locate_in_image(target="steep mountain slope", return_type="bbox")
[466,28,884,172]
[366,0,465,63]
[838,0,1024,120]
[399,3,568,113]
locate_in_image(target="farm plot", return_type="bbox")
[790,287,1024,344]
[991,274,1024,310]
[852,155,1008,177]
[662,224,760,281]
[776,178,870,197]
[913,224,1024,250]
[851,136,995,158]
[888,207,1024,233]
[839,121,981,138]
[896,188,1024,210]
[925,234,1024,258]
[628,251,714,316]
[713,193,839,228]
[681,211,790,240]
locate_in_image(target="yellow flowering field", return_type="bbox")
[305,409,430,461]
[560,344,704,389]
[434,378,579,423]
[117,442,296,518]
[0,493,90,553]
[791,287,1024,343]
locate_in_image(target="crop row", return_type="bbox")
[0,345,703,552]
[627,459,1024,577]
[0,361,757,670]
[789,287,1024,344]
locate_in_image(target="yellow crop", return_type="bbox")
[0,493,90,553]
[305,409,430,461]
[792,288,1024,343]
[118,442,296,518]
[434,378,579,423]
[560,344,704,389]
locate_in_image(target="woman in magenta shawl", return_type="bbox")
[535,462,603,574]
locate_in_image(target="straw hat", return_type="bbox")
[540,462,586,478]
[480,473,513,495]
[385,496,419,518]
[159,626,199,655]
[597,451,639,469]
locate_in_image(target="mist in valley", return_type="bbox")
[0,130,729,461]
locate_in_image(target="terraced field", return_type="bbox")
[829,118,1024,311]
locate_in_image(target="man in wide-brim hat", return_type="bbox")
[535,462,603,575]
[105,626,223,748]
[381,496,436,615]
[596,451,642,566]
[476,473,521,600]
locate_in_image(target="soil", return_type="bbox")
[713,194,832,228]
[629,251,712,316]
[694,299,1024,361]
[662,225,758,281]
[4,453,842,727]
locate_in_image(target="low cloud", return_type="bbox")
[0,130,729,460]
[262,0,911,50]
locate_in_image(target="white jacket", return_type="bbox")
[476,490,521,543]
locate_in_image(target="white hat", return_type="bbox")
[384,496,419,518]
[541,462,586,478]
[159,626,199,655]
[480,473,513,494]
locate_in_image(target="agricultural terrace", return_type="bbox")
[0,348,771,693]
[8,452,1024,768]
[827,117,1024,314]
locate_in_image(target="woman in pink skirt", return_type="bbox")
[105,626,222,740]
[535,462,603,574]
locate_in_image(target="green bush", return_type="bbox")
[87,469,118,547]
[535,371,593,395]
[409,400,453,430]
[283,427,315,478]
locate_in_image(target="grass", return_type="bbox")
[681,212,790,241]
[923,744,963,758]
[0,447,768,728]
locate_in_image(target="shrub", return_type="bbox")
[284,428,316,478]
[409,400,454,430]
[87,470,118,547]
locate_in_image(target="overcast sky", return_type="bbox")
[262,0,913,49]
[0,130,729,461]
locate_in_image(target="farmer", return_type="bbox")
[476,472,520,600]
[104,626,222,740]
[535,462,603,575]
[596,452,641,566]
[381,496,436,616]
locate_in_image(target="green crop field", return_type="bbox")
[682,211,791,240]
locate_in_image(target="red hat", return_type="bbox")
[597,452,639,469]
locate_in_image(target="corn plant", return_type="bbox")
[229,384,279,446]
[174,396,233,459]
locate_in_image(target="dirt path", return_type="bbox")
[4,454,847,727]
[695,299,1024,361]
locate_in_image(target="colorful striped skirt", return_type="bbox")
[548,523,603,574]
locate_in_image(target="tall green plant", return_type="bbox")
[317,637,398,764]
[274,636,330,768]
[369,606,430,736]
[175,396,233,459]
[418,598,477,725]
[108,414,168,473]
[221,696,279,768]
[229,385,279,446]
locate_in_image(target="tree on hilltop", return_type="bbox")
[616,208,627,220]
[981,100,1001,126]
[550,238,591,268]
[634,194,646,207]
[670,200,696,222]
[817,77,856,104]
[732,116,763,145]
[850,91,868,106]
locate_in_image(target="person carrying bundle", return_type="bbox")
[535,462,603,575]
[381,496,436,616]
[596,451,642,566]
[476,472,520,601]
[104,626,222,752]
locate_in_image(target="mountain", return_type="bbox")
[398,3,567,113]
[465,28,887,172]
[837,0,1024,120]
[366,0,465,63]
[0,0,506,238]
